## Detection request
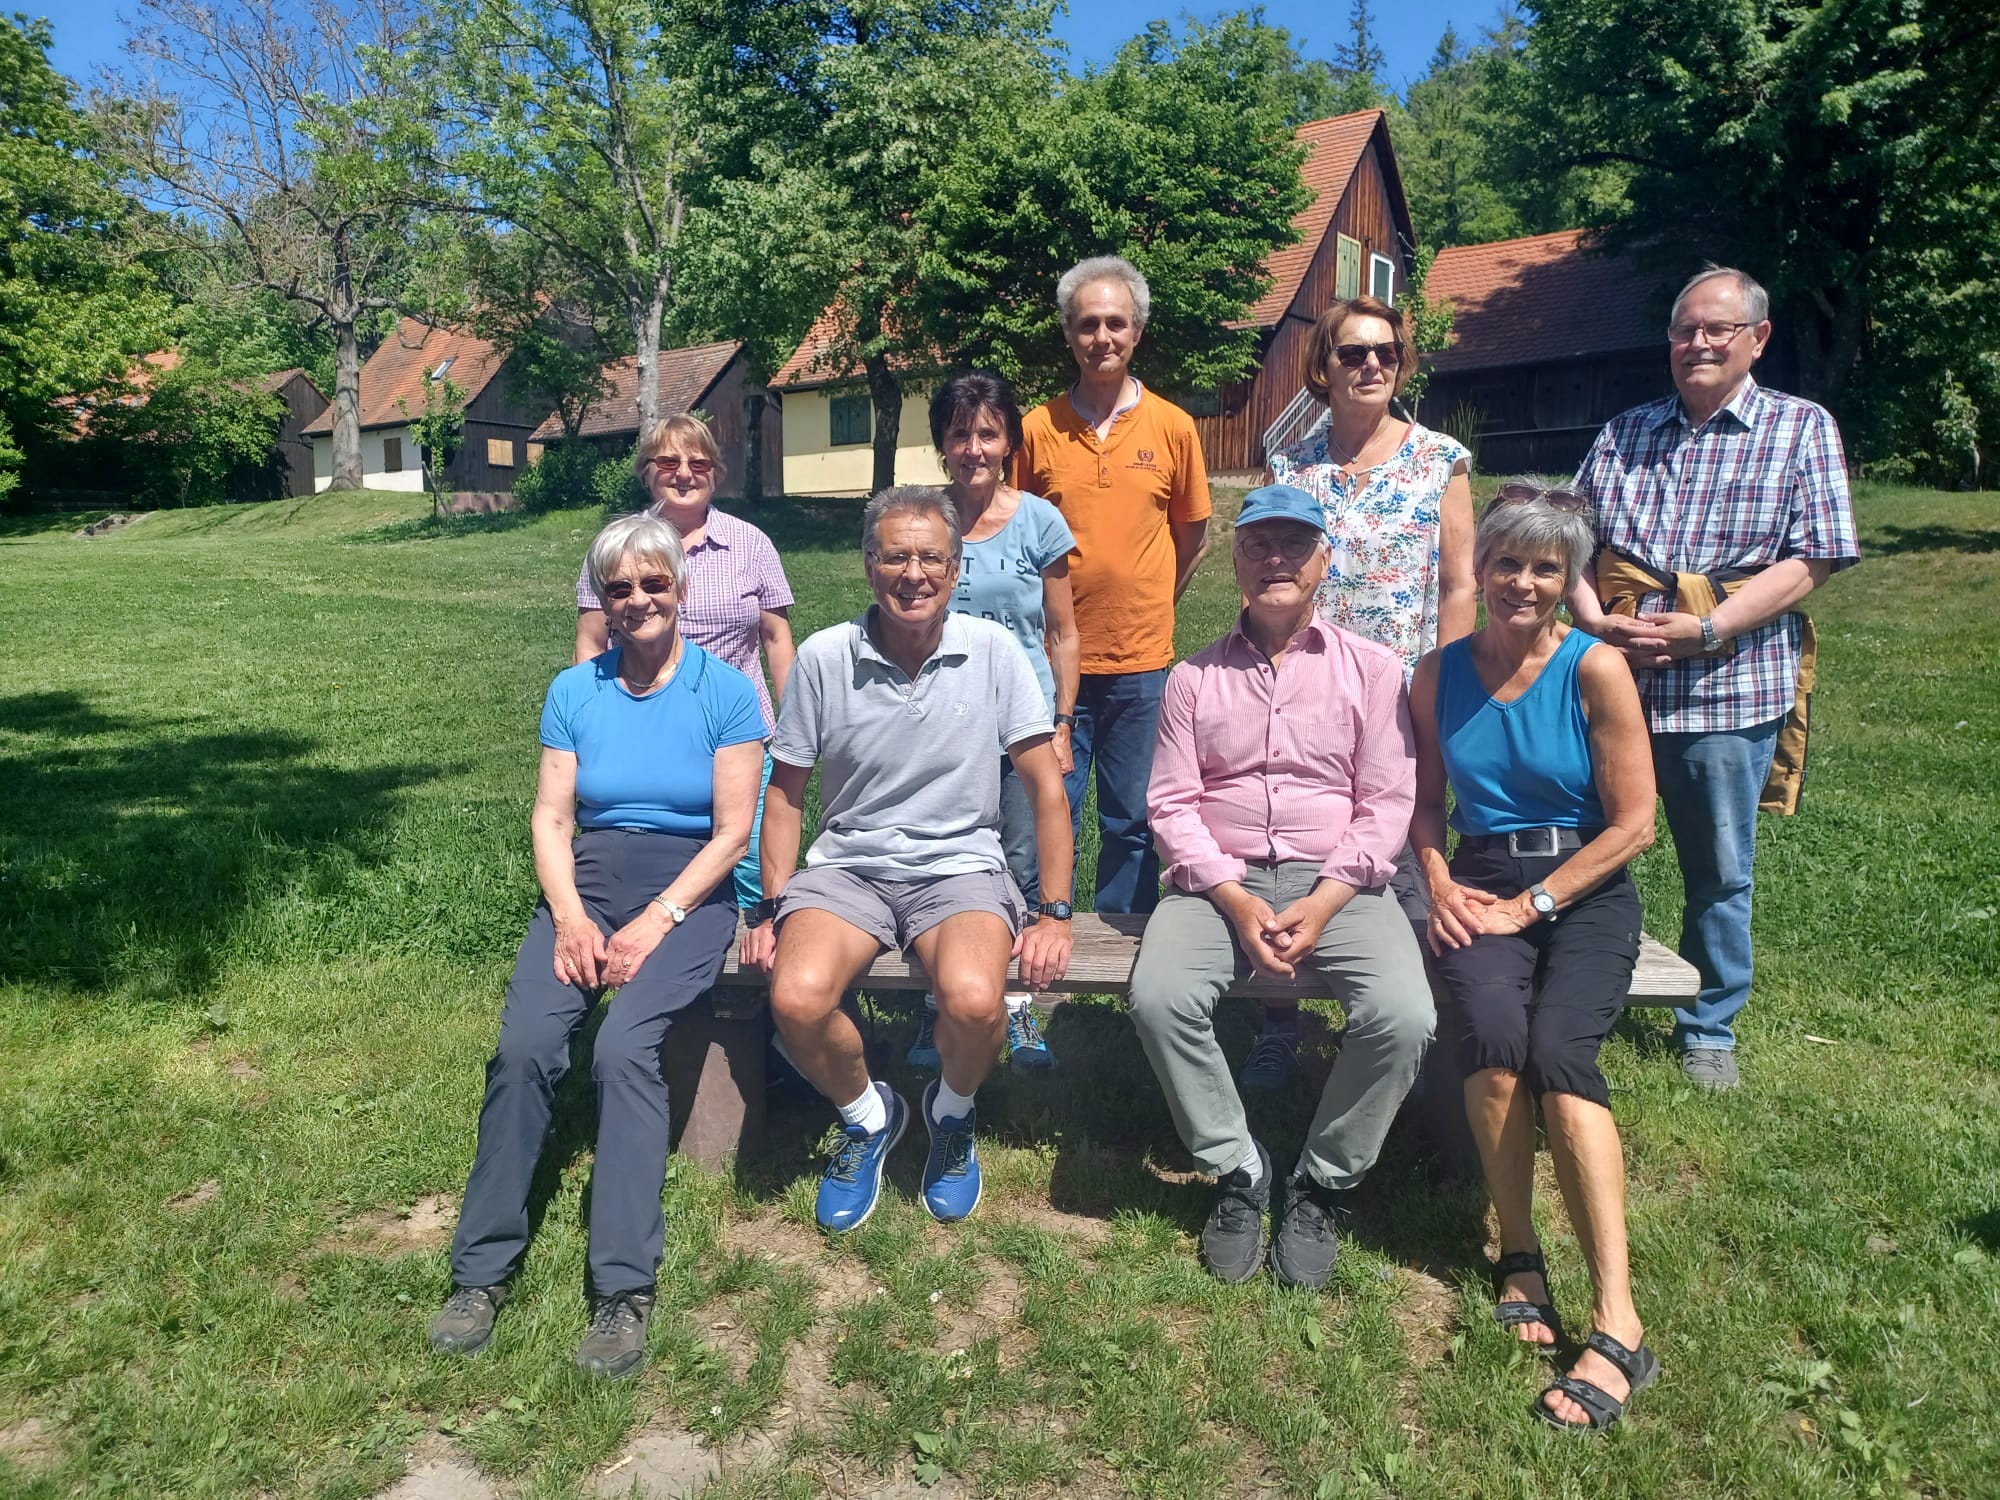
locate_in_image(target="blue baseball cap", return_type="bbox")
[1234,483,1325,533]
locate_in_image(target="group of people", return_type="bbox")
[427,255,1858,1433]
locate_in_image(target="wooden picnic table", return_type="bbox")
[667,913,1701,1169]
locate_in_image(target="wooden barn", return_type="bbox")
[1200,108,1418,476]
[250,367,329,499]
[1415,230,1672,476]
[528,340,784,498]
[300,319,547,493]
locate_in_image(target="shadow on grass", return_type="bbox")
[356,509,548,544]
[0,690,441,1000]
[1866,523,2000,556]
[1953,1209,2000,1251]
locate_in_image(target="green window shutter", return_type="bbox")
[1336,234,1362,300]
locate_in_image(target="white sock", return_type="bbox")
[837,1081,888,1136]
[931,1079,977,1124]
[1004,992,1033,1013]
[1236,1145,1264,1186]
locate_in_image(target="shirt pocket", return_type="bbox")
[1289,713,1358,784]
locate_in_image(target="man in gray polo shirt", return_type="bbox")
[742,486,1075,1231]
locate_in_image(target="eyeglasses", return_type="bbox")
[602,575,676,601]
[1333,342,1402,369]
[646,454,714,476]
[1235,530,1323,561]
[868,549,955,577]
[1492,481,1590,514]
[1665,321,1753,347]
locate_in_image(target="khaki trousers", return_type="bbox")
[1128,862,1435,1190]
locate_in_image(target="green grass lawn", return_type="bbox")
[0,484,1996,1499]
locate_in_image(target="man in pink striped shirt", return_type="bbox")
[1130,484,1433,1290]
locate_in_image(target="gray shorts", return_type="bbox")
[777,866,1027,952]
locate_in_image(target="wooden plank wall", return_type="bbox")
[1193,140,1409,475]
[445,364,549,493]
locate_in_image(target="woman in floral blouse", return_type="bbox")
[1240,294,1477,1091]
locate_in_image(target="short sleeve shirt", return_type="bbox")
[1013,385,1211,675]
[1269,415,1469,677]
[949,492,1075,712]
[576,507,793,733]
[1574,378,1860,733]
[540,642,766,836]
[772,611,1053,879]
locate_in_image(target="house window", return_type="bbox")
[487,438,516,468]
[430,357,455,381]
[829,392,872,446]
[525,442,545,466]
[382,436,403,472]
[1369,253,1396,305]
[1335,234,1362,300]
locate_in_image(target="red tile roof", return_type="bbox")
[770,308,848,391]
[528,340,743,441]
[301,319,510,435]
[1425,230,1663,373]
[1242,110,1388,328]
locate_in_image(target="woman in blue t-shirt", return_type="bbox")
[906,370,1078,1072]
[430,513,765,1380]
[1408,483,1660,1433]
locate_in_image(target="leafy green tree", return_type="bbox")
[89,355,286,507]
[0,15,162,502]
[398,373,468,515]
[1503,0,2000,438]
[912,12,1313,406]
[1392,24,1527,248]
[118,0,428,493]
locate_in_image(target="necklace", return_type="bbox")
[620,640,684,695]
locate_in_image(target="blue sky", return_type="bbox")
[38,0,1505,96]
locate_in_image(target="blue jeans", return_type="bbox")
[1652,718,1781,1051]
[732,748,775,909]
[998,756,1040,909]
[1064,669,1167,914]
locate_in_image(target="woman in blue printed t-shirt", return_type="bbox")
[907,369,1079,1073]
[430,513,765,1381]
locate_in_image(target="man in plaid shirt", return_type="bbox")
[1571,266,1859,1092]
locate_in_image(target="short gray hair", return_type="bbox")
[1475,482,1597,591]
[1671,264,1770,327]
[586,511,691,602]
[861,485,962,560]
[1057,255,1151,329]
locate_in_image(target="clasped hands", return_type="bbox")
[1214,880,1347,980]
[552,904,669,990]
[1588,609,1709,670]
[1426,880,1535,955]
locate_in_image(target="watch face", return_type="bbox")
[1531,888,1555,913]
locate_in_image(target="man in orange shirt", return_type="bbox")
[1014,256,1212,913]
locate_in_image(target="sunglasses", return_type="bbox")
[1333,342,1401,369]
[602,575,676,601]
[647,455,714,476]
[1493,481,1590,513]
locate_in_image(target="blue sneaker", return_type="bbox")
[919,1079,982,1223]
[906,1001,941,1070]
[1237,1029,1299,1092]
[1005,1000,1055,1071]
[815,1085,907,1234]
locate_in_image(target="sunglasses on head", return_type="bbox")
[1334,342,1401,369]
[602,575,676,601]
[1493,481,1590,513]
[647,455,713,476]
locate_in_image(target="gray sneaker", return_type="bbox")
[428,1284,508,1356]
[1201,1142,1272,1283]
[1680,1047,1741,1091]
[576,1290,655,1379]
[1270,1171,1347,1290]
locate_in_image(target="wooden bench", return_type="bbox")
[668,913,1700,1169]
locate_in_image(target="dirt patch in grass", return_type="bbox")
[721,1212,878,1309]
[323,1193,457,1257]
[700,1299,759,1385]
[934,1254,1026,1365]
[0,1416,58,1474]
[369,1436,497,1500]
[1389,1265,1457,1371]
[166,1179,221,1212]
[991,1198,1115,1248]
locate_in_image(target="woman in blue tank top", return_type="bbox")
[1407,482,1661,1433]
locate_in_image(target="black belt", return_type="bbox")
[1458,826,1600,857]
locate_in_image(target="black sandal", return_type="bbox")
[1535,1328,1661,1431]
[1491,1250,1564,1343]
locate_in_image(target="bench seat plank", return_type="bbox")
[709,911,1699,1003]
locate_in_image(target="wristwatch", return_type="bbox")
[748,896,781,926]
[1699,615,1725,654]
[1053,713,1078,728]
[1038,900,1074,920]
[1527,884,1558,924]
[650,894,688,925]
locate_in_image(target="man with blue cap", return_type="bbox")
[1128,484,1433,1288]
